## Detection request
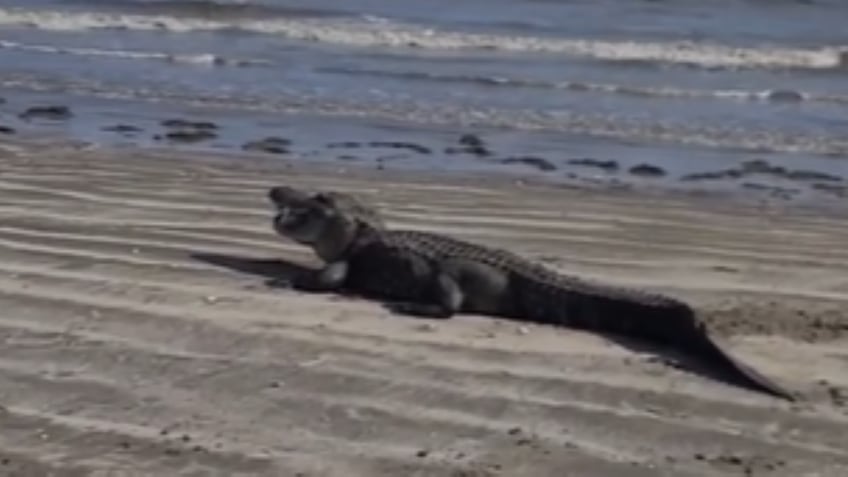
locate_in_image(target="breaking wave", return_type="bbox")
[72,0,354,20]
[1,7,846,70]
[0,39,270,67]
[318,66,848,105]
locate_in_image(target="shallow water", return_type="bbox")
[0,0,846,198]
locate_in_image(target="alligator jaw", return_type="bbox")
[273,205,294,226]
[272,208,292,236]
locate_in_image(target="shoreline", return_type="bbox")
[2,88,847,212]
[1,134,847,475]
[6,127,848,217]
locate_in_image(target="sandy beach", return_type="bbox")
[0,137,847,476]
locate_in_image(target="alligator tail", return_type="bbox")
[571,291,796,401]
[687,327,796,401]
[518,277,795,400]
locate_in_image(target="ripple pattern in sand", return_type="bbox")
[0,146,847,476]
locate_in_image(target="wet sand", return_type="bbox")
[0,138,847,476]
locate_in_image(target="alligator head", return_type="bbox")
[268,186,383,261]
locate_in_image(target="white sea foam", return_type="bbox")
[0,7,845,70]
[0,39,269,67]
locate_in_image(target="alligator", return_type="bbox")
[267,185,795,401]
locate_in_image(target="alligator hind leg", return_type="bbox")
[386,273,463,319]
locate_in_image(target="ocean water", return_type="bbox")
[0,0,847,196]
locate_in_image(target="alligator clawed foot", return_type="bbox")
[265,277,293,289]
[385,301,454,319]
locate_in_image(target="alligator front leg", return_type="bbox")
[269,261,349,293]
[387,273,463,319]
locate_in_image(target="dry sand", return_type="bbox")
[0,138,847,476]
